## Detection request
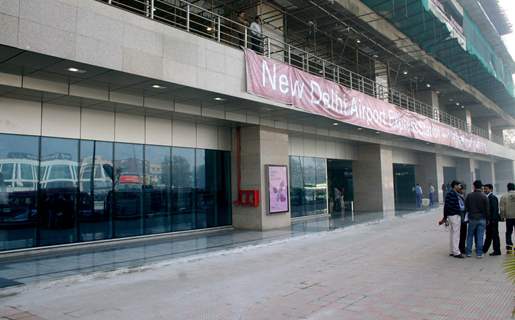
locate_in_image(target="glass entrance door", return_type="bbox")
[327,159,353,217]
[393,164,416,211]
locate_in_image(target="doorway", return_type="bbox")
[327,159,353,217]
[393,164,416,210]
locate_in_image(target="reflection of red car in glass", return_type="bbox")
[106,173,143,219]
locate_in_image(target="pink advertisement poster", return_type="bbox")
[244,49,489,155]
[267,165,289,214]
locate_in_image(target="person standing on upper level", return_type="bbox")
[249,16,263,54]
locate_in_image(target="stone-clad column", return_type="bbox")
[231,126,291,230]
[415,152,439,203]
[353,143,395,216]
[456,158,473,191]
[495,160,515,193]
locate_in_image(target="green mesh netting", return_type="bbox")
[361,0,515,108]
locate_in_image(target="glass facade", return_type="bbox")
[0,133,231,251]
[289,156,327,218]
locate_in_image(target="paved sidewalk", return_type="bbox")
[0,210,513,320]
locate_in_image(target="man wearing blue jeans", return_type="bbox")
[465,180,490,258]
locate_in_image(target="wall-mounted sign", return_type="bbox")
[266,165,289,214]
[244,49,488,155]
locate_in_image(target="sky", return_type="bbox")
[499,0,515,59]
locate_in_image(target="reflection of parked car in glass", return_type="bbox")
[78,158,113,219]
[113,173,142,218]
[0,154,38,225]
[40,157,78,189]
[0,155,38,192]
[39,154,78,229]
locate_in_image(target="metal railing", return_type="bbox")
[97,0,505,146]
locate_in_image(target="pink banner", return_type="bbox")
[245,49,488,154]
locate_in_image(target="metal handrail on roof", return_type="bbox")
[97,0,504,147]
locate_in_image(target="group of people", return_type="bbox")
[236,11,264,53]
[414,184,436,208]
[440,180,515,258]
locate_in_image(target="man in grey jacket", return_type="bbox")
[465,180,490,258]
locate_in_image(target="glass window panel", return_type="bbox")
[196,149,224,229]
[78,141,113,242]
[195,149,208,229]
[217,151,231,227]
[171,147,195,231]
[39,137,79,246]
[315,158,327,213]
[143,145,171,235]
[289,156,304,218]
[302,157,317,216]
[113,143,143,238]
[0,134,38,250]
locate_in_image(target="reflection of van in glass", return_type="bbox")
[40,159,78,189]
[0,157,38,192]
[0,155,38,225]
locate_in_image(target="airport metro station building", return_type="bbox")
[1,0,515,251]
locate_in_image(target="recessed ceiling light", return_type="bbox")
[461,105,464,109]
[357,127,363,131]
[403,70,408,75]
[356,39,361,44]
[375,131,380,134]
[206,26,213,31]
[426,83,431,88]
[214,97,225,101]
[152,84,166,89]
[456,102,460,106]
[372,54,379,58]
[332,122,339,126]
[67,67,86,73]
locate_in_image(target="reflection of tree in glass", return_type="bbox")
[172,156,193,187]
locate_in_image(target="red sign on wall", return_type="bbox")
[244,49,488,154]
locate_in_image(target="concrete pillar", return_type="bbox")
[231,126,291,230]
[353,144,395,216]
[479,160,495,186]
[435,155,445,203]
[495,160,515,193]
[416,152,439,202]
[456,158,473,191]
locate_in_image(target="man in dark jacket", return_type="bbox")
[483,184,501,256]
[465,180,490,258]
[439,180,464,258]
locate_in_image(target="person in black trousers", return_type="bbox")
[458,184,467,254]
[483,184,501,256]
